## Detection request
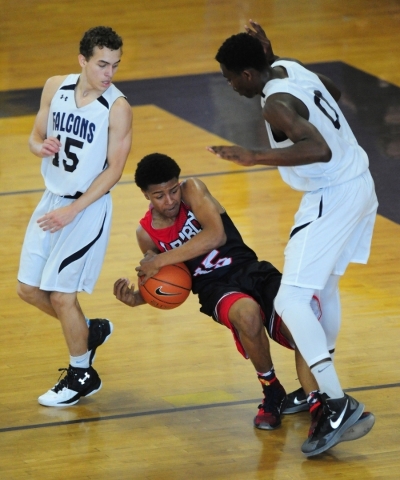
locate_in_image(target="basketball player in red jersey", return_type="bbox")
[113,153,373,448]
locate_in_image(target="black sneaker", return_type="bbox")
[88,318,113,365]
[301,393,364,457]
[254,378,286,430]
[340,411,375,442]
[281,387,309,414]
[38,365,102,407]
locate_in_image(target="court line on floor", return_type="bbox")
[0,167,275,197]
[1,382,399,434]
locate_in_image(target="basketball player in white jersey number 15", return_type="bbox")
[17,26,132,407]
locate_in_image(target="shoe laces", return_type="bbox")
[53,367,74,393]
[310,402,338,437]
[258,382,285,415]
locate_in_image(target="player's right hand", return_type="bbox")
[244,19,277,65]
[40,136,62,157]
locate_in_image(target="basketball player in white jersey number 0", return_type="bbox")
[208,22,378,457]
[17,26,132,407]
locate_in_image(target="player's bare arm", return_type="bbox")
[137,178,227,281]
[208,94,331,167]
[29,76,66,158]
[38,97,132,233]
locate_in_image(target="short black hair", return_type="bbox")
[79,26,123,60]
[135,153,181,190]
[215,33,267,74]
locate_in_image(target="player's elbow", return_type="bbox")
[214,230,227,248]
[203,230,226,251]
[320,144,332,163]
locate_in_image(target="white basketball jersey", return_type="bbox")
[41,74,125,196]
[261,60,369,191]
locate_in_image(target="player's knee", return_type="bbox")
[230,300,263,338]
[274,284,314,319]
[17,282,38,305]
[49,291,75,312]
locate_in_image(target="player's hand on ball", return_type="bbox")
[136,251,160,283]
[113,278,139,307]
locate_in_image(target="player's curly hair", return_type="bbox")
[135,153,181,190]
[80,26,123,60]
[216,33,267,74]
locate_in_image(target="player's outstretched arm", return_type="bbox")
[208,94,332,167]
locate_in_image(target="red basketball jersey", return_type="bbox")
[139,201,257,294]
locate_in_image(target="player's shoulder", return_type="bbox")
[181,177,207,194]
[44,74,70,90]
[38,75,70,105]
[109,94,132,121]
[111,94,131,110]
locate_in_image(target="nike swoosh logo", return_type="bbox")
[293,396,307,405]
[155,287,180,296]
[330,400,348,429]
[317,364,331,373]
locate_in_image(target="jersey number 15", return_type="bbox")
[52,135,82,172]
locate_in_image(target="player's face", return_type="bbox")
[80,46,121,92]
[220,64,257,98]
[144,178,181,219]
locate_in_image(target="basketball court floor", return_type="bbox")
[1,1,399,478]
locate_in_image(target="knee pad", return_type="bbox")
[274,284,315,319]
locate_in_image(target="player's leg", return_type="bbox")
[17,282,57,317]
[224,295,286,430]
[228,296,273,372]
[275,284,367,456]
[38,291,102,407]
[34,195,113,407]
[50,291,88,356]
[317,274,341,351]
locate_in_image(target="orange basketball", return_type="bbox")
[139,263,192,309]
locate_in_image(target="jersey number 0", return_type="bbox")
[314,90,341,130]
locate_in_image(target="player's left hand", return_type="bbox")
[37,205,77,232]
[113,278,138,307]
[206,145,257,166]
[135,251,160,283]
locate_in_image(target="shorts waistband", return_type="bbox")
[62,191,83,199]
[62,191,110,199]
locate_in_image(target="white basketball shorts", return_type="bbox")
[18,189,112,293]
[281,170,378,289]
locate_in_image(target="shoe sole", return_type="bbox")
[340,412,375,442]
[282,403,308,415]
[302,402,365,457]
[254,421,281,430]
[38,381,102,407]
[90,321,114,365]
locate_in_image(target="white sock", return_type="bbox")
[311,361,344,399]
[70,351,90,369]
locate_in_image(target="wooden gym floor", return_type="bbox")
[1,1,399,478]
